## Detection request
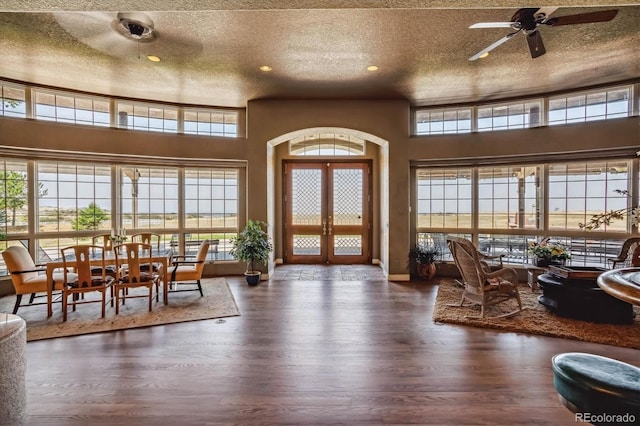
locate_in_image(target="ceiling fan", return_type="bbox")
[53,11,202,60]
[468,7,619,61]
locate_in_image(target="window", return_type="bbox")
[290,133,365,156]
[415,108,472,135]
[478,165,540,230]
[477,100,543,132]
[416,168,472,229]
[184,168,238,260]
[549,86,631,125]
[184,109,238,137]
[0,83,26,118]
[36,162,111,263]
[415,158,636,268]
[116,102,178,133]
[0,160,30,235]
[548,160,629,232]
[34,90,110,126]
[121,167,179,230]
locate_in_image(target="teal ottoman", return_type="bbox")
[552,352,640,425]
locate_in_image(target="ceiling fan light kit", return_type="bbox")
[468,7,619,61]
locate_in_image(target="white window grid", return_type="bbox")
[415,108,472,135]
[0,83,26,118]
[548,86,632,125]
[33,89,110,126]
[477,99,543,132]
[289,133,365,156]
[116,102,179,133]
[184,109,238,137]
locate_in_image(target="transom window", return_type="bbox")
[415,108,472,135]
[548,86,631,125]
[116,102,178,133]
[0,83,26,118]
[34,90,110,126]
[289,133,365,156]
[477,100,543,132]
[184,109,238,137]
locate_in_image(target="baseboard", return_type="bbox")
[387,273,411,281]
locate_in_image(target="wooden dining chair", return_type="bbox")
[130,232,163,272]
[113,242,159,313]
[60,245,115,321]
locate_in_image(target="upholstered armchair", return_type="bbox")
[2,245,69,315]
[166,239,210,297]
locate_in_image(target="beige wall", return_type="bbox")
[0,106,638,280]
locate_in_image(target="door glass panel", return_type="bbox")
[333,169,363,225]
[293,235,321,255]
[334,235,362,255]
[291,169,322,225]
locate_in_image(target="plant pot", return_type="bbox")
[534,257,566,267]
[244,271,261,286]
[417,262,437,280]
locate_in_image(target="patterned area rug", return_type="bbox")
[0,278,239,341]
[433,279,640,349]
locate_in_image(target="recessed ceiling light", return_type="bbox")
[147,55,161,62]
[367,65,379,72]
[260,65,272,72]
[479,52,490,59]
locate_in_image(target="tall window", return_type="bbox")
[477,100,543,132]
[0,160,30,236]
[549,87,631,125]
[184,109,238,137]
[548,160,629,232]
[0,83,26,118]
[184,168,238,260]
[478,165,540,230]
[120,167,179,230]
[34,90,110,126]
[415,108,472,135]
[37,162,112,262]
[116,102,178,133]
[416,168,472,229]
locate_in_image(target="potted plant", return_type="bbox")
[230,219,273,286]
[408,244,440,280]
[528,238,571,267]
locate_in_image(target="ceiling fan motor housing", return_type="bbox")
[117,12,154,40]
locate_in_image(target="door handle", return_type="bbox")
[322,219,327,236]
[328,215,332,235]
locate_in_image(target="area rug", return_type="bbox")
[432,279,640,349]
[0,278,239,341]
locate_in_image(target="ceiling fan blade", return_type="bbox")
[468,31,520,61]
[469,22,515,29]
[526,31,546,58]
[545,9,618,26]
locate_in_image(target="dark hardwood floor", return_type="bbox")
[23,265,638,425]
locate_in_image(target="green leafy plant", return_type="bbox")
[229,219,273,272]
[409,244,440,265]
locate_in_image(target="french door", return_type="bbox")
[284,161,371,264]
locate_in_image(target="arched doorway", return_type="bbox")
[267,127,389,266]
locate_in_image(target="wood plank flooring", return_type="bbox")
[23,265,639,425]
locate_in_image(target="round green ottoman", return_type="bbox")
[552,352,640,425]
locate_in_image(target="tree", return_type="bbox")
[72,202,110,230]
[0,171,48,226]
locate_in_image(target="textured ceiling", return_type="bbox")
[0,1,638,108]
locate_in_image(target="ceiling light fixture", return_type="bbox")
[147,55,161,62]
[260,65,272,72]
[367,65,379,71]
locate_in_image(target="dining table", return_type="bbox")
[45,254,169,318]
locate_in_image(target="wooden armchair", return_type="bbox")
[447,237,522,318]
[608,237,640,269]
[2,245,69,314]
